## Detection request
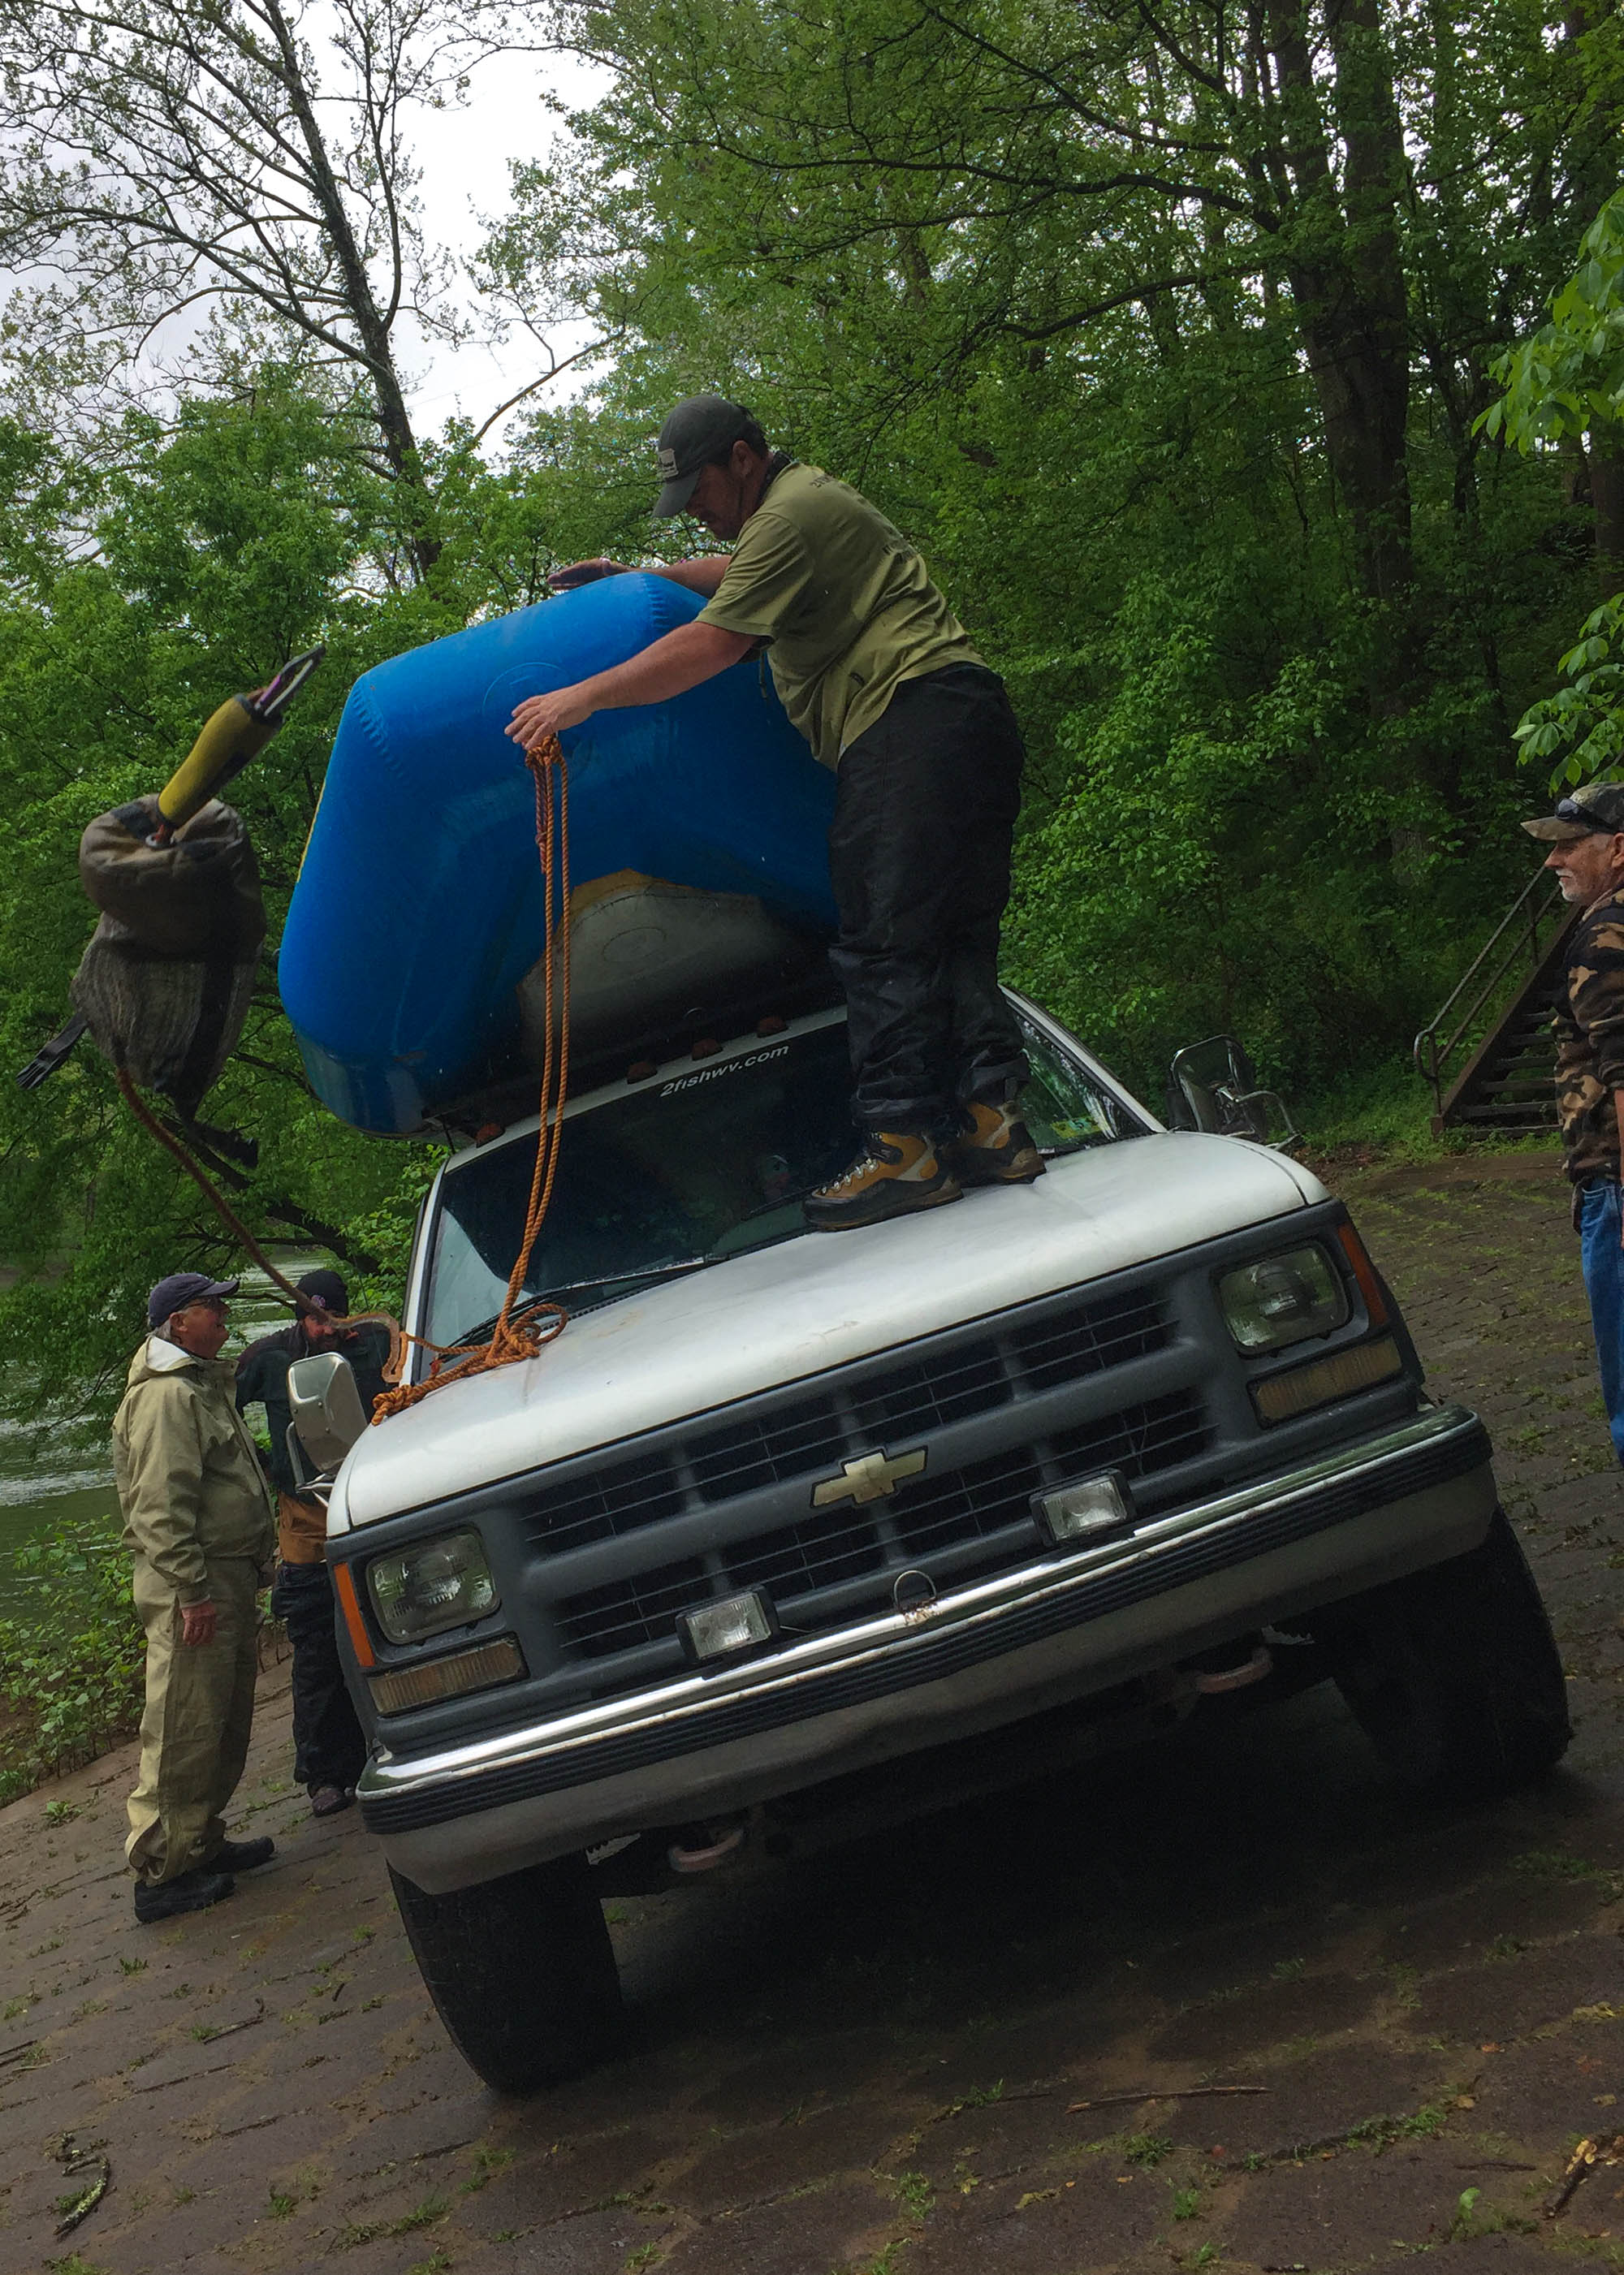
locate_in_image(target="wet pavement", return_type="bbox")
[4,1154,1624,2275]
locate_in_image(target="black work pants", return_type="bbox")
[270,1561,367,1794]
[829,663,1029,1134]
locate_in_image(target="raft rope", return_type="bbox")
[369,737,572,1420]
[117,734,575,1422]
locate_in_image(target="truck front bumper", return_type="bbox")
[361,1402,1495,1892]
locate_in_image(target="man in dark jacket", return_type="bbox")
[1526,783,1624,1463]
[508,395,1043,1232]
[235,1269,389,1816]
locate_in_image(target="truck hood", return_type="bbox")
[335,1132,1326,1529]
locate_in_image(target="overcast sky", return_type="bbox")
[400,47,609,449]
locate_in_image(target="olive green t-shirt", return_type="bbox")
[696,464,983,767]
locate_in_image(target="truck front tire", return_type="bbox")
[1321,1506,1572,1796]
[389,1853,621,2092]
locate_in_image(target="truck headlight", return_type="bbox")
[366,1529,498,1643]
[1217,1245,1348,1353]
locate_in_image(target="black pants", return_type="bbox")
[829,663,1030,1133]
[270,1561,367,1794]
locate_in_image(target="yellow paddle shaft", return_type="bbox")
[157,697,279,828]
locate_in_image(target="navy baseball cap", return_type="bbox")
[296,1267,348,1315]
[147,1271,239,1328]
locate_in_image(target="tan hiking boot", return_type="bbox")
[942,1099,1047,1186]
[803,1133,963,1231]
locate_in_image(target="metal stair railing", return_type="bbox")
[1413,872,1569,1125]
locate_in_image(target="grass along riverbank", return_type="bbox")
[0,1256,318,1798]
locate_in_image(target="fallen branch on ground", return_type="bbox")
[1546,2133,1624,2219]
[1068,2085,1270,2113]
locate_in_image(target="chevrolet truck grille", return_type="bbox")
[525,1289,1170,1560]
[554,1387,1210,1660]
[356,1202,1432,1727]
[533,1280,1207,1665]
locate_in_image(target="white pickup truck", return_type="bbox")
[294,987,1568,2093]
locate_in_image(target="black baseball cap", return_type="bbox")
[296,1267,348,1317]
[654,395,762,517]
[1522,782,1624,841]
[147,1271,239,1329]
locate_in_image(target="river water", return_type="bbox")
[0,1256,325,1621]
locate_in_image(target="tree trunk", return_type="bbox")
[1591,428,1624,595]
[260,0,441,578]
[1559,430,1593,510]
[1265,0,1412,604]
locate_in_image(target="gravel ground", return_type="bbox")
[4,1150,1624,2275]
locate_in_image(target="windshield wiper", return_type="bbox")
[721,1189,816,1231]
[446,1258,711,1348]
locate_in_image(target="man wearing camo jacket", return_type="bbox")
[1526,781,1624,1464]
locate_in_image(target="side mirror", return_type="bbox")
[288,1352,369,1472]
[1167,1034,1302,1153]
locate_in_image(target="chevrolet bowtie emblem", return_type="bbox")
[811,1446,926,1508]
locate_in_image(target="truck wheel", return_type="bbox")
[389,1854,621,2092]
[1320,1508,1571,1796]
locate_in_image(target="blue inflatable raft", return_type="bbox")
[279,576,837,1135]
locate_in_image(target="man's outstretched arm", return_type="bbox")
[550,556,732,598]
[506,619,756,753]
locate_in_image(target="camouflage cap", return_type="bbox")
[1522,781,1624,841]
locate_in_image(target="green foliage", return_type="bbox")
[0,0,1620,1434]
[509,0,1612,1101]
[894,2169,933,2222]
[1486,193,1624,451]
[1121,2134,1175,2168]
[1343,2100,1452,2149]
[1485,192,1624,791]
[1513,594,1624,786]
[0,1517,145,1800]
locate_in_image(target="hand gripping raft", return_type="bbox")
[279,576,836,1137]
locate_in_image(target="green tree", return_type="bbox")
[0,380,424,1424]
[488,0,1615,1090]
[0,0,607,577]
[1487,188,1624,589]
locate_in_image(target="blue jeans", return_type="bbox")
[1580,1180,1624,1464]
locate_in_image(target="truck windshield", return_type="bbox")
[421,1013,1140,1350]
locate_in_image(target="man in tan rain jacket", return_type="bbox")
[114,1271,279,1923]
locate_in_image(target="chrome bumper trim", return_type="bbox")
[360,1403,1488,1838]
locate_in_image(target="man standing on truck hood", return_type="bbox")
[114,1272,278,1923]
[506,395,1043,1232]
[1526,783,1624,1469]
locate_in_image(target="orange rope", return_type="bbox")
[119,1068,308,1309]
[369,736,572,1420]
[116,734,574,1418]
